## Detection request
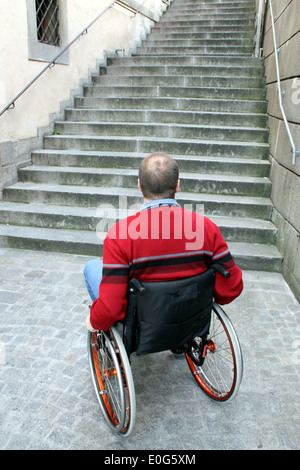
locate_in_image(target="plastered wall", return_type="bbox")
[0,0,165,195]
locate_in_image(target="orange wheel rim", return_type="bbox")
[92,332,119,425]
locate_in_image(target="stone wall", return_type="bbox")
[256,0,300,301]
[0,0,166,197]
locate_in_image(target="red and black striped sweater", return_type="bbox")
[90,205,243,331]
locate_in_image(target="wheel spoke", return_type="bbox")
[185,304,242,402]
[88,328,136,436]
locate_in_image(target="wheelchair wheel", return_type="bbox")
[185,303,243,402]
[88,326,136,436]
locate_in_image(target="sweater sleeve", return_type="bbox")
[89,234,130,331]
[210,223,243,305]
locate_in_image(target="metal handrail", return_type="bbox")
[0,0,164,118]
[130,0,170,18]
[269,0,300,165]
[257,0,299,165]
[131,0,149,17]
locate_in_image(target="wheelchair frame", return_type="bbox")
[87,265,243,437]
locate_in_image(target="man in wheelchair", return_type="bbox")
[84,152,243,335]
[84,152,244,435]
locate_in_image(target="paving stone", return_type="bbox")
[0,291,20,304]
[0,247,299,450]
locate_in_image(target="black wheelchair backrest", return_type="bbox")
[123,267,217,356]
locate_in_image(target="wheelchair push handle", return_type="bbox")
[128,265,230,297]
[129,277,146,294]
[212,264,230,279]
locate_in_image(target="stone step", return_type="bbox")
[0,202,104,232]
[148,31,254,39]
[170,3,254,8]
[102,64,264,78]
[157,18,254,26]
[0,224,103,257]
[227,242,282,272]
[138,37,253,48]
[150,25,254,35]
[92,73,266,89]
[163,10,255,18]
[137,37,253,52]
[165,7,254,15]
[96,73,265,91]
[170,0,254,7]
[0,223,282,271]
[211,216,277,245]
[136,46,252,56]
[31,150,271,178]
[171,0,253,4]
[83,85,266,102]
[108,55,262,67]
[164,3,254,11]
[143,38,254,47]
[75,96,267,114]
[162,16,254,25]
[0,202,277,245]
[167,0,254,9]
[18,166,272,198]
[148,31,254,40]
[150,30,253,40]
[54,121,268,143]
[2,183,273,219]
[65,108,268,128]
[43,135,270,159]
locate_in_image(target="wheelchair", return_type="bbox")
[87,265,243,437]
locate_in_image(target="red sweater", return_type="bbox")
[90,206,243,331]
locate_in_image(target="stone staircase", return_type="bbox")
[0,0,282,271]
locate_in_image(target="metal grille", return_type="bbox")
[36,0,60,46]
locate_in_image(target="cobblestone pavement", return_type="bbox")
[0,247,299,451]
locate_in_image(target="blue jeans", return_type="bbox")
[83,259,103,302]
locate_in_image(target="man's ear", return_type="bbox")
[138,178,142,192]
[175,179,180,193]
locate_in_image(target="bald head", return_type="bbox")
[138,152,179,200]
